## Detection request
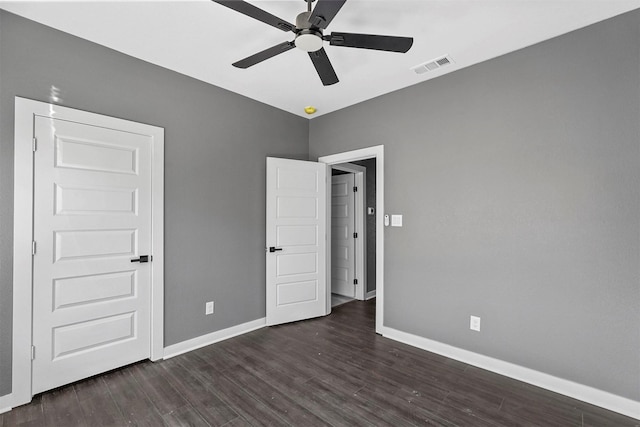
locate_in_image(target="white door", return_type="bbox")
[331,174,356,298]
[266,157,327,326]
[32,116,153,394]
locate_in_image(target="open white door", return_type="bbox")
[331,173,356,298]
[266,157,327,326]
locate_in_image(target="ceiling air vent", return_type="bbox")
[411,55,454,75]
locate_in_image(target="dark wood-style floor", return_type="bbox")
[1,299,638,427]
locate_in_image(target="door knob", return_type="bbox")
[268,247,283,253]
[131,255,152,263]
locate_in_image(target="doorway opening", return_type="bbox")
[330,159,376,308]
[319,145,384,333]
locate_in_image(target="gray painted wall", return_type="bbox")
[0,10,308,396]
[352,159,376,293]
[310,11,640,400]
[2,6,638,404]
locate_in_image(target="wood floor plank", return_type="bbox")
[263,343,367,395]
[130,360,189,416]
[355,383,453,426]
[272,324,451,406]
[221,364,331,427]
[229,332,314,381]
[437,391,540,427]
[305,376,416,427]
[269,317,453,403]
[195,340,254,374]
[582,407,640,427]
[1,418,46,427]
[251,367,377,427]
[221,416,253,427]
[179,357,291,426]
[162,405,211,427]
[434,401,500,427]
[160,357,239,426]
[1,395,44,427]
[3,298,636,427]
[41,385,87,427]
[73,377,126,426]
[443,382,504,412]
[499,392,583,426]
[102,368,165,426]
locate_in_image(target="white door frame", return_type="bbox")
[331,163,366,301]
[11,97,165,407]
[319,145,384,333]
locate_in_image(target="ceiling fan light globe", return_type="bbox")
[295,33,323,52]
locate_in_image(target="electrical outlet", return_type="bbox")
[470,315,481,332]
[205,301,214,315]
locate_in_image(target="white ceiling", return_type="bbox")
[1,0,639,118]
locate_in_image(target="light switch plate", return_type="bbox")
[470,315,481,331]
[391,214,403,227]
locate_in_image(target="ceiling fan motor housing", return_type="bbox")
[295,11,323,52]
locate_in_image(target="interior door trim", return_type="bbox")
[11,97,165,408]
[318,145,384,333]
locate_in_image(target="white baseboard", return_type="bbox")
[381,326,640,420]
[365,290,376,300]
[0,393,13,414]
[163,318,266,360]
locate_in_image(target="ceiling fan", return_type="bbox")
[212,0,414,86]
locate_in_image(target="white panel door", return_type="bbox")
[266,157,327,326]
[32,116,152,394]
[331,174,356,298]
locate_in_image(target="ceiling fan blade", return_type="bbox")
[308,48,339,86]
[233,41,295,68]
[212,0,296,32]
[328,32,413,53]
[308,0,346,29]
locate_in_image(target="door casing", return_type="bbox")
[11,97,165,407]
[319,145,384,333]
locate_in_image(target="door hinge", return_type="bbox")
[32,241,37,255]
[353,186,358,192]
[31,345,36,360]
[354,279,358,285]
[32,137,37,152]
[353,232,358,239]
